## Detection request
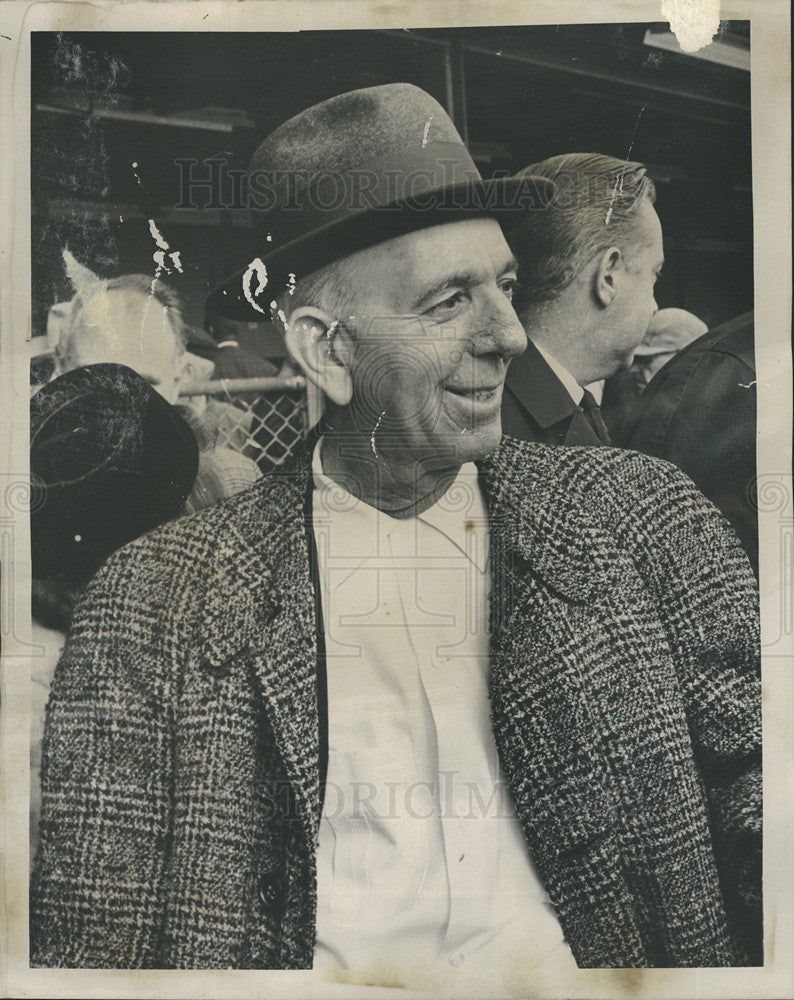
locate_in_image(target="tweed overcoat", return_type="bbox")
[31,436,761,970]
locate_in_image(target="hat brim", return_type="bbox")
[205,174,553,323]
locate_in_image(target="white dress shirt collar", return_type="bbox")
[311,440,489,573]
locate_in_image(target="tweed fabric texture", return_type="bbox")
[30,436,761,969]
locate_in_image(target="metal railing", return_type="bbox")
[178,375,314,473]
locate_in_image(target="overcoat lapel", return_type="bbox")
[505,341,579,430]
[478,437,648,966]
[199,455,322,851]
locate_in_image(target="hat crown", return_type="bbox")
[249,83,464,186]
[206,83,555,322]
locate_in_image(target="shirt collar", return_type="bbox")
[533,342,585,405]
[585,379,604,404]
[312,440,489,573]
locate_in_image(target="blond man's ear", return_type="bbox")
[594,246,622,307]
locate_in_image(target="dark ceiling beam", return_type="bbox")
[464,43,748,112]
[378,30,748,115]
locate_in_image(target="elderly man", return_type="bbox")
[501,153,665,446]
[32,85,761,977]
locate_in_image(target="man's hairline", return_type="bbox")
[518,192,658,310]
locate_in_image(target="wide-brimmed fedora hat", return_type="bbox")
[30,363,199,583]
[206,83,555,322]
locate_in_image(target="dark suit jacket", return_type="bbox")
[502,340,604,445]
[601,367,646,442]
[620,312,757,576]
[31,437,761,969]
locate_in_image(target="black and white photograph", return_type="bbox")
[1,2,791,998]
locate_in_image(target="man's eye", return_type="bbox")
[499,278,517,301]
[428,291,466,316]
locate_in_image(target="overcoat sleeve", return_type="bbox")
[618,452,762,963]
[30,546,179,968]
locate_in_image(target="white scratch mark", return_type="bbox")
[266,233,273,243]
[242,258,269,314]
[738,380,756,389]
[287,273,297,296]
[148,218,169,252]
[269,300,287,326]
[147,219,183,275]
[131,161,154,204]
[143,219,184,349]
[421,117,433,148]
[605,97,653,226]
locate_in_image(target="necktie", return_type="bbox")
[580,389,612,445]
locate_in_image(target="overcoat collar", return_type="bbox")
[479,434,624,602]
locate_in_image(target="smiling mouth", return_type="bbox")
[444,385,501,403]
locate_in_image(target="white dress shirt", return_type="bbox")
[311,441,575,988]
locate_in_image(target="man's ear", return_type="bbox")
[284,306,353,406]
[594,246,622,307]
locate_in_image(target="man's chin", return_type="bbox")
[456,420,503,463]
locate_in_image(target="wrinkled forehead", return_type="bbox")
[343,216,513,307]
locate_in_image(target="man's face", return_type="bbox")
[341,217,527,468]
[61,290,186,404]
[607,200,665,373]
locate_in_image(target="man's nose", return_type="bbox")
[490,298,528,360]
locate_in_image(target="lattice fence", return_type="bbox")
[178,376,313,473]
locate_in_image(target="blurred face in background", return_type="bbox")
[56,289,186,404]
